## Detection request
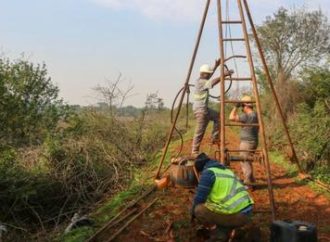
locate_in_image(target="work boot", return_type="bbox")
[196,225,211,239]
[235,224,261,242]
[206,227,230,242]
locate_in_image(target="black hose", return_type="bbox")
[209,64,233,99]
[170,65,233,158]
[170,84,194,158]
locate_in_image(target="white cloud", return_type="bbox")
[92,0,330,22]
[92,0,205,22]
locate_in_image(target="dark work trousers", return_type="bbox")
[191,108,219,155]
[194,204,251,242]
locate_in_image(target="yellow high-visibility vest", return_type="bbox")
[205,167,254,214]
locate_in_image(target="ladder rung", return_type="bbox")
[225,77,252,81]
[229,156,254,162]
[224,100,256,104]
[222,21,243,24]
[225,123,259,127]
[227,149,262,153]
[223,38,245,42]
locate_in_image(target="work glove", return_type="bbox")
[215,58,221,67]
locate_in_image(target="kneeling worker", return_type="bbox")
[191,153,254,242]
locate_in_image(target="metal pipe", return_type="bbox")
[216,0,226,163]
[225,123,259,127]
[237,0,276,220]
[229,156,255,162]
[223,38,245,41]
[225,77,252,81]
[87,186,155,242]
[225,100,255,103]
[227,149,263,153]
[106,198,158,242]
[186,88,190,129]
[222,21,243,24]
[242,0,303,173]
[155,0,211,179]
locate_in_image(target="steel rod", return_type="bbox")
[225,123,259,127]
[87,186,156,242]
[237,0,276,220]
[227,149,262,153]
[106,198,158,242]
[223,38,245,41]
[217,0,226,163]
[225,77,252,81]
[105,208,138,230]
[242,0,303,173]
[222,21,243,24]
[229,156,254,162]
[155,0,211,179]
[225,100,255,103]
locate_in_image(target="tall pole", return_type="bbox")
[155,0,211,179]
[237,0,276,220]
[242,0,303,173]
[216,0,226,163]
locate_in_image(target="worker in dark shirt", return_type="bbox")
[229,95,259,184]
[191,153,254,242]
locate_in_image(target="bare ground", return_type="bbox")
[114,128,330,242]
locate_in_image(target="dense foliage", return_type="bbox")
[254,8,330,181]
[290,68,330,179]
[0,58,69,146]
[0,58,172,240]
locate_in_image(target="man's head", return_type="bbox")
[241,95,254,113]
[199,64,213,79]
[194,153,210,172]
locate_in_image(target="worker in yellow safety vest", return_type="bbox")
[191,60,234,156]
[191,153,254,242]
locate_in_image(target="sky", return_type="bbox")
[0,0,329,107]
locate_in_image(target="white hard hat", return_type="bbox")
[241,95,252,102]
[200,64,213,74]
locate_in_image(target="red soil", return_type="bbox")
[115,128,330,242]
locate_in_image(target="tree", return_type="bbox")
[0,58,67,146]
[93,73,135,116]
[291,67,330,169]
[254,8,330,118]
[145,92,164,111]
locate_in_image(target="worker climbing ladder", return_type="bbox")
[155,0,304,221]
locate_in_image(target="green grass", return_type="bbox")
[269,150,330,198]
[269,151,298,178]
[60,227,94,242]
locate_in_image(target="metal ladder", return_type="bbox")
[217,0,276,219]
[155,0,303,221]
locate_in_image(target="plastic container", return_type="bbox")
[270,220,317,242]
